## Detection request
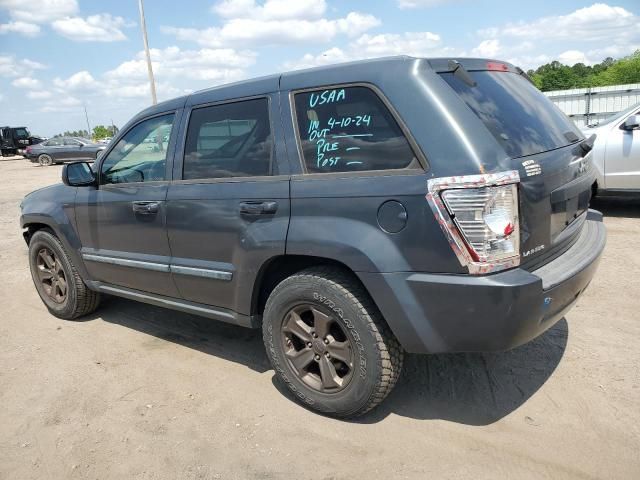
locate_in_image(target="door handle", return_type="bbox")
[132,201,160,215]
[239,201,278,215]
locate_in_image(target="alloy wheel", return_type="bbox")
[281,304,355,393]
[35,247,67,303]
[39,155,53,166]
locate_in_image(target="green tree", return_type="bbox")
[529,51,640,91]
[593,50,640,85]
[92,125,111,140]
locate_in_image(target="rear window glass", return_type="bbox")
[293,86,418,173]
[440,71,582,158]
[183,98,273,180]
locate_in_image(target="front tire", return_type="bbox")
[262,267,403,418]
[28,230,100,319]
[38,154,53,166]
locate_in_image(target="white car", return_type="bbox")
[583,103,640,196]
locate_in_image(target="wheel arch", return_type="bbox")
[22,221,54,245]
[21,214,91,282]
[251,255,372,318]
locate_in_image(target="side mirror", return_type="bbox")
[622,115,640,131]
[62,161,96,187]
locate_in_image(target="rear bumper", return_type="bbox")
[359,210,606,354]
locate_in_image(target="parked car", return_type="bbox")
[20,57,606,417]
[25,136,106,166]
[98,137,112,144]
[583,103,640,196]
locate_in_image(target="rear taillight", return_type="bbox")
[427,170,520,274]
[25,146,32,153]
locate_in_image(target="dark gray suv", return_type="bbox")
[20,57,606,417]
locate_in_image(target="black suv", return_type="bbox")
[20,57,606,417]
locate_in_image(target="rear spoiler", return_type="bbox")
[428,58,535,84]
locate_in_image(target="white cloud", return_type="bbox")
[353,32,445,57]
[27,90,52,100]
[22,59,47,71]
[213,0,327,20]
[0,0,135,42]
[106,46,256,83]
[0,56,46,77]
[163,14,379,47]
[53,71,99,91]
[474,3,640,69]
[284,31,455,70]
[557,50,592,66]
[12,77,42,89]
[0,0,77,23]
[587,45,640,61]
[41,45,255,108]
[397,0,458,8]
[471,39,501,58]
[0,21,41,36]
[479,3,638,42]
[163,0,379,47]
[51,14,134,42]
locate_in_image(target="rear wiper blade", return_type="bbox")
[564,131,580,143]
[579,134,597,156]
[448,60,476,87]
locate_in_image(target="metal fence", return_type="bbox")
[544,83,640,127]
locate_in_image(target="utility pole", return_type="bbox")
[138,0,157,105]
[84,104,92,138]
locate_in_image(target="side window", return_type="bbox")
[101,114,174,184]
[293,86,418,173]
[45,138,63,146]
[64,138,81,146]
[183,98,273,180]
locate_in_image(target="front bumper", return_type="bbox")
[358,210,606,354]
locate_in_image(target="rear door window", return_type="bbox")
[183,98,273,180]
[440,71,582,158]
[293,86,418,173]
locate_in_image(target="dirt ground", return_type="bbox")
[0,158,638,479]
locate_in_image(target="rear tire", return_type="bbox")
[262,266,403,418]
[28,230,100,320]
[38,154,53,166]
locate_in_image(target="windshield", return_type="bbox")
[440,71,582,158]
[589,103,640,127]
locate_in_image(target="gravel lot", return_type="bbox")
[1,158,639,479]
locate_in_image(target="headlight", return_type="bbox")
[427,170,520,274]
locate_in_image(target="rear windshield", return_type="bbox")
[14,128,29,138]
[440,71,582,158]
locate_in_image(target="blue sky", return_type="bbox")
[1,0,638,137]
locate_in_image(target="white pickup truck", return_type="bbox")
[583,103,640,197]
